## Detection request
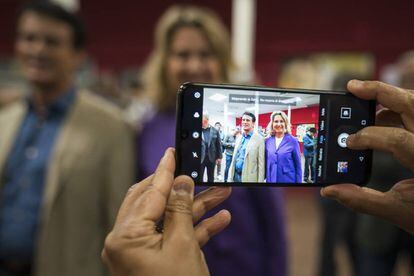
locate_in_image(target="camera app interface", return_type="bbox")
[190,86,371,185]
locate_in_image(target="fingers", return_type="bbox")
[347,80,408,112]
[376,109,403,128]
[347,126,414,171]
[132,148,176,222]
[391,179,414,235]
[156,183,232,248]
[192,187,232,223]
[320,184,398,221]
[347,80,414,132]
[114,175,153,224]
[149,147,176,198]
[163,175,195,246]
[194,210,231,247]
[391,178,414,201]
[321,182,414,235]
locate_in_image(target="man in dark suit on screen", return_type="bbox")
[201,112,222,182]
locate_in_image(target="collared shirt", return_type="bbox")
[0,88,76,263]
[202,127,211,144]
[235,131,253,173]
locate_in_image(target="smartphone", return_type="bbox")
[175,82,376,186]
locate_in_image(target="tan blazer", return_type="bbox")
[0,91,135,276]
[228,131,265,182]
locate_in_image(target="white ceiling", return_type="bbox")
[203,87,320,126]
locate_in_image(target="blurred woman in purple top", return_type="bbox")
[137,6,287,276]
[265,111,302,183]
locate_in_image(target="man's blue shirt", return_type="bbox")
[303,133,316,157]
[235,131,252,173]
[0,88,76,263]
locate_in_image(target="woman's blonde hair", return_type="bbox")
[143,5,232,111]
[267,110,291,136]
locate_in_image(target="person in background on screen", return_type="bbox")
[201,113,222,183]
[264,110,302,183]
[136,6,287,275]
[222,128,239,182]
[214,121,225,180]
[303,127,317,183]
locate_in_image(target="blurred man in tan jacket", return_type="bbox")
[0,2,134,275]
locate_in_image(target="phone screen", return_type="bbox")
[176,83,376,186]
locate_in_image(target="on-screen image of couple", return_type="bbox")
[200,110,317,184]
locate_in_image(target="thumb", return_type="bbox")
[163,175,195,246]
[320,184,396,219]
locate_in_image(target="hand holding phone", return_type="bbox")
[321,80,414,234]
[103,148,231,275]
[175,82,376,186]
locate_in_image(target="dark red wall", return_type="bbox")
[236,105,319,133]
[0,0,231,70]
[255,1,414,84]
[80,0,231,70]
[1,0,414,83]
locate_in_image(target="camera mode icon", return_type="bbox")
[340,107,352,119]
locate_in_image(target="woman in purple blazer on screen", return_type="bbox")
[265,111,302,183]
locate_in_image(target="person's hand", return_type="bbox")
[216,159,222,165]
[102,148,232,276]
[321,80,414,234]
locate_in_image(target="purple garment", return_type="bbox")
[137,112,287,276]
[265,134,302,183]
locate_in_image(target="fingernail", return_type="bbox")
[321,186,337,199]
[128,183,138,191]
[320,188,330,198]
[173,182,192,195]
[162,148,173,161]
[349,79,363,87]
[164,148,172,156]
